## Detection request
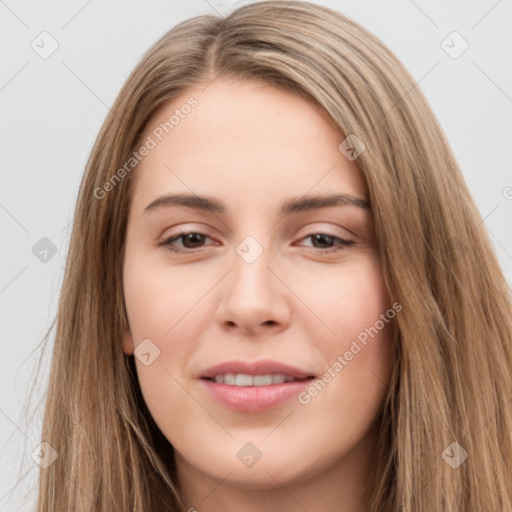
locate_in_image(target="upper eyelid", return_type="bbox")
[161,220,358,238]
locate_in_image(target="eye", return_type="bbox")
[160,230,354,255]
[297,233,354,254]
[160,231,215,253]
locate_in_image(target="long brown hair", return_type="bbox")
[31,1,512,510]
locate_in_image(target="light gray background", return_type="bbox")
[1,0,511,509]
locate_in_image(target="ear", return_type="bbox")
[122,327,134,355]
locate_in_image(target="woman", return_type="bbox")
[35,1,512,510]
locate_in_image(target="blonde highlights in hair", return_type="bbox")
[33,1,512,510]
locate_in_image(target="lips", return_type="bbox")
[198,359,316,412]
[198,359,315,380]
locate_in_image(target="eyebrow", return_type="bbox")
[144,192,370,215]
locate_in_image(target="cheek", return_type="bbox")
[303,254,395,410]
[123,262,201,438]
[307,254,391,340]
[122,252,215,420]
[123,251,213,340]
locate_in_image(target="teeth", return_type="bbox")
[235,374,253,386]
[254,375,272,386]
[210,373,300,386]
[272,374,286,384]
[224,374,236,385]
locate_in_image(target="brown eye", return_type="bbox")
[160,231,214,252]
[299,233,354,253]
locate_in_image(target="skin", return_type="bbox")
[122,76,396,512]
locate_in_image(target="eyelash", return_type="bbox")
[159,230,354,255]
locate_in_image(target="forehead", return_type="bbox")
[129,78,367,212]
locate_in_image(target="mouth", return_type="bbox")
[202,373,314,386]
[198,360,316,412]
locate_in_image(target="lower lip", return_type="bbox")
[199,378,313,412]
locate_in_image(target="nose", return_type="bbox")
[215,243,292,334]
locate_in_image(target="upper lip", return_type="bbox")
[199,359,315,379]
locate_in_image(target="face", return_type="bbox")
[122,77,396,493]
